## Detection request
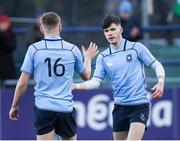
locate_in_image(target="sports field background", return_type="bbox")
[0,0,180,139]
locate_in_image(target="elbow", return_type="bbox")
[162,69,165,79]
[17,79,28,90]
[81,70,91,80]
[18,82,27,90]
[82,74,90,81]
[160,63,165,77]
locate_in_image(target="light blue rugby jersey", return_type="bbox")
[21,36,86,112]
[94,38,156,105]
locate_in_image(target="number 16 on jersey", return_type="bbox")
[44,57,65,77]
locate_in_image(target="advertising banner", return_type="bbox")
[0,87,179,140]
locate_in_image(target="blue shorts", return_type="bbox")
[34,106,76,138]
[112,103,149,132]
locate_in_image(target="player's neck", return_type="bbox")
[112,36,122,48]
[44,31,60,38]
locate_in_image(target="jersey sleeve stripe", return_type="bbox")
[148,59,157,66]
[93,76,104,80]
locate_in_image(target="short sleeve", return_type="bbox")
[93,54,106,80]
[72,46,86,74]
[134,42,156,66]
[20,46,34,74]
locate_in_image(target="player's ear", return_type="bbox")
[120,27,123,34]
[59,23,62,32]
[40,25,44,34]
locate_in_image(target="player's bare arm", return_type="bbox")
[9,72,30,120]
[151,60,165,99]
[80,42,99,80]
[71,77,101,90]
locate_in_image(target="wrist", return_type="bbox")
[76,84,80,90]
[85,56,92,61]
[158,76,164,83]
[12,104,18,108]
[84,58,91,66]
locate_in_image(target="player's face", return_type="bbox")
[104,23,123,45]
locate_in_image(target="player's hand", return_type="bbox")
[82,42,99,60]
[9,106,19,120]
[71,83,76,91]
[151,81,164,99]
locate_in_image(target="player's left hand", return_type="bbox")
[82,42,99,60]
[151,81,164,99]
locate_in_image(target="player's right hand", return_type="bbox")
[9,106,19,120]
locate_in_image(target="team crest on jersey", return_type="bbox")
[126,54,132,62]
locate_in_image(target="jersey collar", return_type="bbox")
[44,36,62,41]
[109,38,125,53]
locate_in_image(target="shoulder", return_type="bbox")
[30,40,45,50]
[61,40,82,57]
[26,40,45,56]
[130,41,146,50]
[123,39,148,54]
[131,41,150,55]
[62,40,78,51]
[96,48,110,62]
[125,40,137,50]
[100,47,111,57]
[134,42,147,49]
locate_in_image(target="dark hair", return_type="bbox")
[102,14,121,29]
[40,12,60,30]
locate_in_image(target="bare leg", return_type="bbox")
[113,131,128,140]
[37,129,55,140]
[127,122,145,140]
[61,134,77,140]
